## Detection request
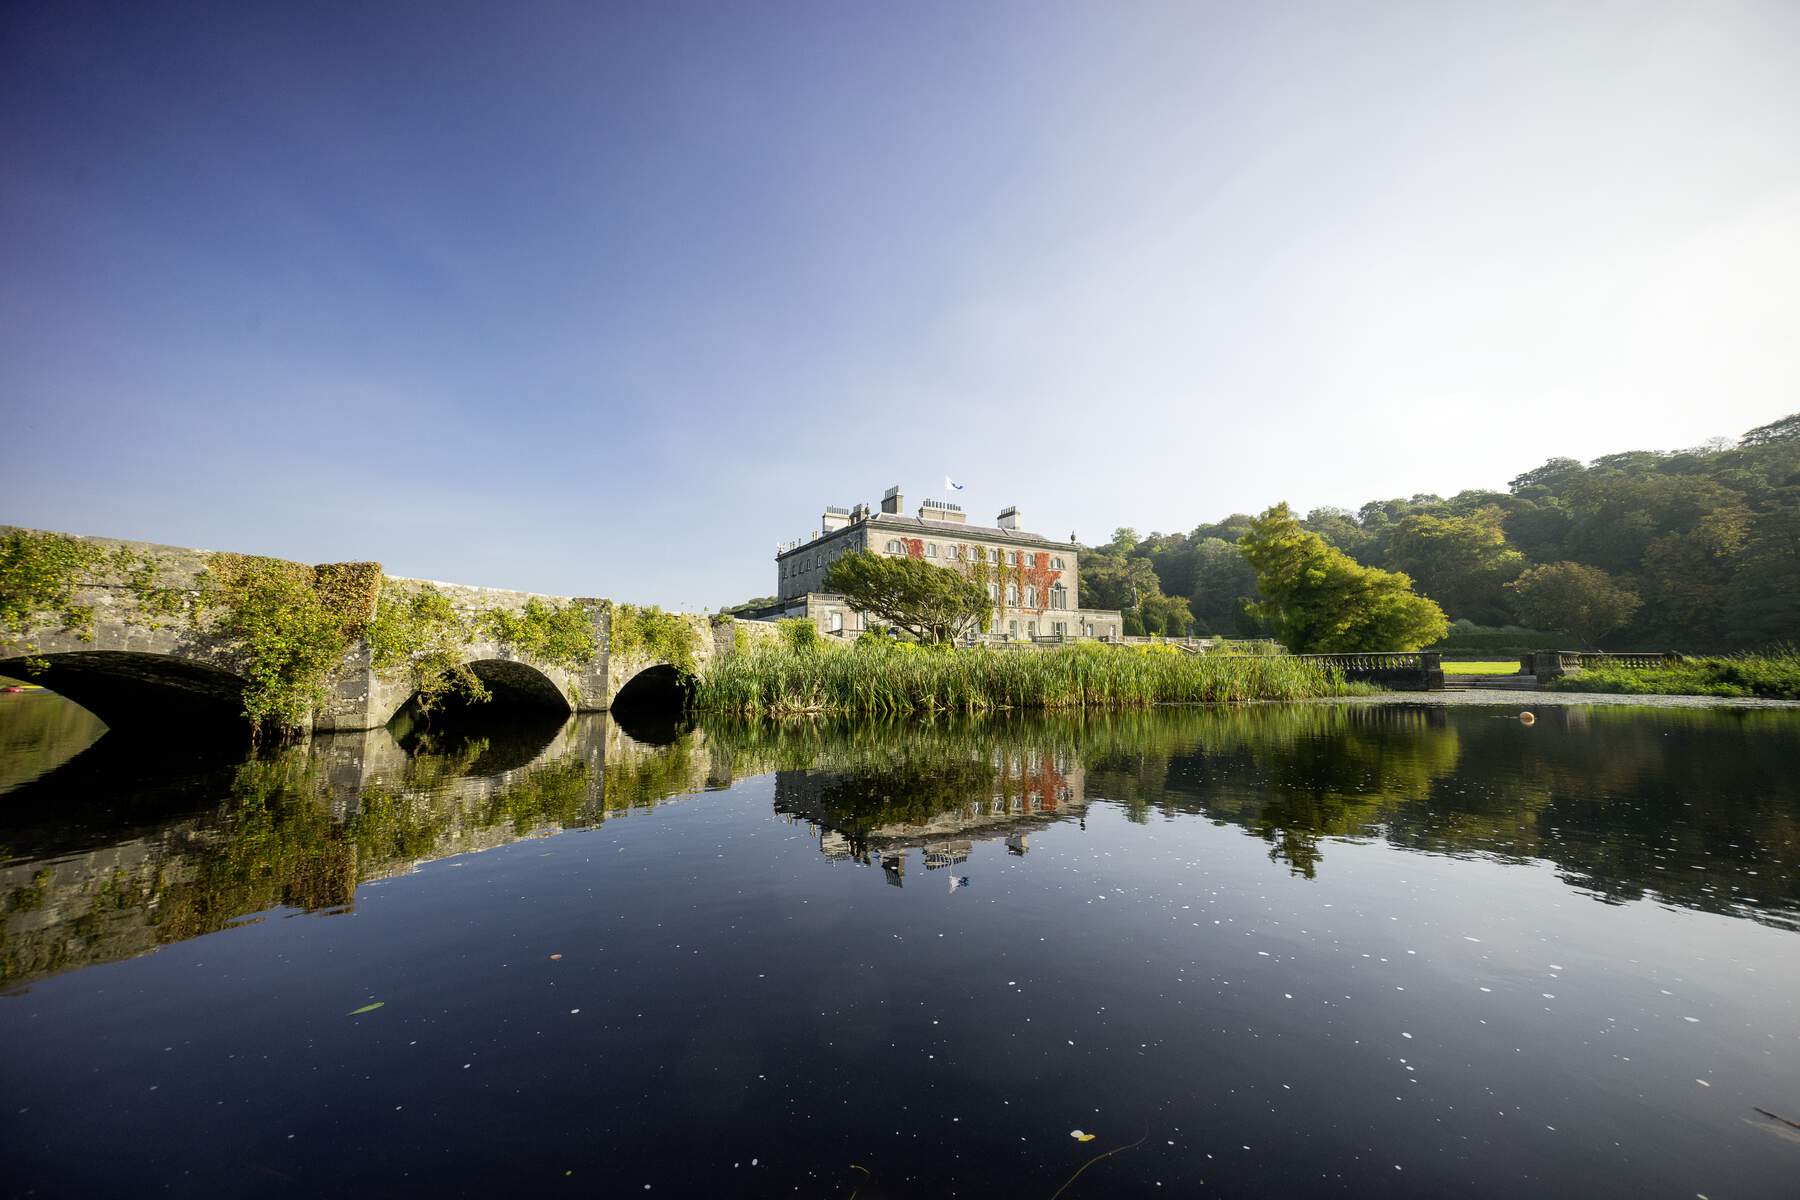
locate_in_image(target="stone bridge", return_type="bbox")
[1,528,741,734]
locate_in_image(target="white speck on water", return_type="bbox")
[1683,1016,1700,1023]
[1401,1032,1413,1039]
[1696,1079,1711,1087]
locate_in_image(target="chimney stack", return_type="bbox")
[821,506,850,533]
[881,485,904,515]
[997,505,1022,530]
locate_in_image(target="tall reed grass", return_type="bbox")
[692,641,1357,716]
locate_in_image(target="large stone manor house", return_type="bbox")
[749,485,1123,642]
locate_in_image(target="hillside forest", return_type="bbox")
[1081,411,1800,651]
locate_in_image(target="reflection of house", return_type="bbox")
[750,484,1123,642]
[772,755,1087,887]
[922,841,972,870]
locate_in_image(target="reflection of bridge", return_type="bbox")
[0,714,714,988]
[1,528,721,733]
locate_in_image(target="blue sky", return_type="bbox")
[4,1,1797,608]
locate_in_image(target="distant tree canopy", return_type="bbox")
[1239,504,1448,653]
[1079,411,1797,651]
[1383,507,1524,626]
[1505,563,1641,650]
[823,551,989,644]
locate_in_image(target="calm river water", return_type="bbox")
[2,693,1797,1197]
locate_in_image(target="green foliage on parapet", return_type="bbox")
[0,530,190,669]
[693,639,1359,717]
[368,582,489,714]
[0,531,102,661]
[196,553,382,735]
[1549,648,1800,699]
[482,598,601,673]
[607,602,700,674]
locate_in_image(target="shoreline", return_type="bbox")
[1317,689,1800,710]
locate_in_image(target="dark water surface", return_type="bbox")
[2,694,1797,1197]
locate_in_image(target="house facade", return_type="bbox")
[751,485,1124,641]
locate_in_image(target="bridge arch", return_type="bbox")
[383,656,576,730]
[0,650,251,735]
[611,663,691,713]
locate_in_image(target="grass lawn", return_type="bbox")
[1441,660,1525,675]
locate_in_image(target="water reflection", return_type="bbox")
[0,702,717,987]
[709,706,1798,931]
[4,696,1798,988]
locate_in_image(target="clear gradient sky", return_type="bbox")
[4,2,1797,608]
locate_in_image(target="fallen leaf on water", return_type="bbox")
[1070,1130,1096,1143]
[347,1001,385,1016]
[549,954,563,961]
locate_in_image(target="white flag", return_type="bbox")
[945,476,965,493]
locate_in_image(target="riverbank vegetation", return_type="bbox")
[1550,649,1800,700]
[1078,410,1799,651]
[693,639,1360,716]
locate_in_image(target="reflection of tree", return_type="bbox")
[1077,705,1800,927]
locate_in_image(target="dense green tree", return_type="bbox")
[1239,504,1448,652]
[822,552,989,644]
[1384,507,1525,625]
[1504,562,1641,649]
[1186,538,1261,635]
[1079,549,1162,613]
[1724,492,1800,644]
[1138,591,1194,637]
[1302,507,1378,562]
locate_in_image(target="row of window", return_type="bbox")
[985,581,1068,609]
[883,540,1065,571]
[781,545,844,578]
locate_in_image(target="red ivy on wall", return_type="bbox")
[1019,554,1062,613]
[902,537,925,559]
[950,546,1065,617]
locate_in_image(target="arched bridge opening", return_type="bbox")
[609,664,693,745]
[387,658,574,748]
[0,651,252,740]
